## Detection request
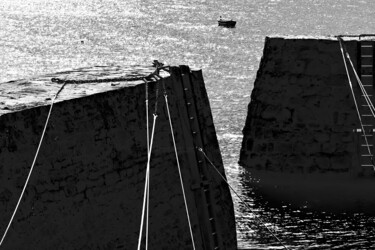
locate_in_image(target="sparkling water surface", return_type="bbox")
[1,0,375,249]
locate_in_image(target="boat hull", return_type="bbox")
[218,20,236,28]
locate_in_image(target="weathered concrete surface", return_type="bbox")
[0,65,237,249]
[239,36,375,213]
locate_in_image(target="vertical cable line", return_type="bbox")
[138,66,197,249]
[0,82,67,247]
[137,114,157,250]
[145,79,150,250]
[137,80,158,250]
[164,89,196,250]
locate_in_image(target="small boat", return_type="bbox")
[218,17,236,28]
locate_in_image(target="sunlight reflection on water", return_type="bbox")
[2,0,375,248]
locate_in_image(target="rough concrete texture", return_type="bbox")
[239,36,375,213]
[0,65,237,249]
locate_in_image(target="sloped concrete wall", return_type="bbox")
[239,36,375,213]
[0,66,237,249]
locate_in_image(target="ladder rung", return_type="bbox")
[362,85,373,87]
[361,45,373,48]
[361,144,374,146]
[362,114,374,117]
[362,124,373,126]
[362,65,373,67]
[362,74,373,77]
[355,128,375,132]
[356,127,375,131]
[361,164,374,167]
[362,55,373,57]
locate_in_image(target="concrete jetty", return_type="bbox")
[0,65,237,249]
[240,36,375,214]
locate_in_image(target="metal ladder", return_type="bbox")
[357,35,375,172]
[174,65,223,250]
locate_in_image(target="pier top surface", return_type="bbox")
[0,65,164,116]
[268,34,375,41]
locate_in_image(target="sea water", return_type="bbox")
[1,0,375,249]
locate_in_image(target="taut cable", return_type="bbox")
[164,91,196,250]
[0,81,67,247]
[197,147,290,250]
[137,114,157,250]
[338,38,375,169]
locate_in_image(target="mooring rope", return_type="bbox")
[0,63,169,248]
[196,147,290,250]
[342,47,375,169]
[136,63,172,250]
[145,79,150,250]
[0,81,68,247]
[338,38,373,157]
[341,46,374,163]
[164,90,196,250]
[343,49,375,118]
[137,113,157,250]
[137,76,162,250]
[145,79,150,153]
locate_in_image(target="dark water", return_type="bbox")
[1,0,375,249]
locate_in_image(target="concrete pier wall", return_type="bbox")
[0,65,237,249]
[239,36,375,213]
